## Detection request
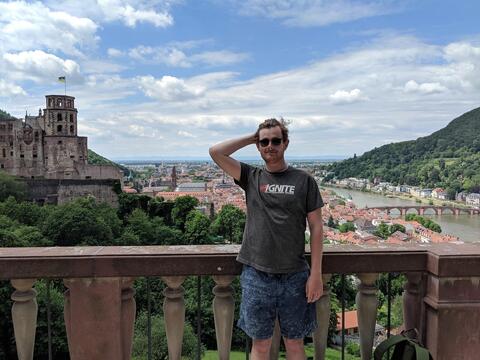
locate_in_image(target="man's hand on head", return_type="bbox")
[305,272,323,303]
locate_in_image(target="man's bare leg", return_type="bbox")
[251,338,272,360]
[284,338,306,360]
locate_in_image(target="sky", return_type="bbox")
[1,0,480,160]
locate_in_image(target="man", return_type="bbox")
[209,118,324,360]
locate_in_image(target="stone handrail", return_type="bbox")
[1,243,480,360]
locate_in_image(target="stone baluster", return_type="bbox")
[313,274,332,360]
[162,276,186,360]
[121,277,136,360]
[11,279,38,360]
[212,275,235,360]
[403,272,423,335]
[269,318,281,360]
[356,273,379,360]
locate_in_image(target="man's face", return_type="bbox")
[256,126,289,163]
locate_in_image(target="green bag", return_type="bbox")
[374,331,433,360]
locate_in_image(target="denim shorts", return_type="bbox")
[237,265,317,339]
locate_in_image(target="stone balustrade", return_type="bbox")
[1,243,480,360]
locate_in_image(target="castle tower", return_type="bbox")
[171,166,177,189]
[43,95,78,136]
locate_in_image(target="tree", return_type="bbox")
[0,172,26,202]
[42,197,119,246]
[211,205,246,243]
[374,222,390,239]
[184,210,212,245]
[171,196,199,231]
[338,221,355,233]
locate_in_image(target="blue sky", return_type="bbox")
[1,0,480,160]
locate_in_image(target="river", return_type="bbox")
[326,187,480,243]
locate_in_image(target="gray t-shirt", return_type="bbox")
[234,162,324,273]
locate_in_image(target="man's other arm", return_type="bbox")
[306,207,324,303]
[209,134,257,181]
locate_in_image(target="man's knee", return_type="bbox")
[283,337,305,352]
[252,338,273,354]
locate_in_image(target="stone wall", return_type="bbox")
[24,179,120,207]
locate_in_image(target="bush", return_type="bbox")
[346,341,361,357]
[132,311,201,360]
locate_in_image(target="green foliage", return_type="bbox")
[374,223,406,239]
[0,172,26,202]
[328,107,480,191]
[405,214,442,233]
[42,197,122,246]
[346,341,361,357]
[172,196,199,231]
[210,204,246,243]
[338,221,355,233]
[184,210,212,244]
[132,311,200,360]
[377,295,404,329]
[0,109,13,121]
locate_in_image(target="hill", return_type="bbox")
[327,107,480,196]
[88,149,129,176]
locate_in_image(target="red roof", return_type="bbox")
[336,310,358,331]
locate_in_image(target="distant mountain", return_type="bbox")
[328,107,480,195]
[88,149,129,176]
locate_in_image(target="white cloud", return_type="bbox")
[3,50,83,84]
[404,80,448,94]
[45,0,175,28]
[128,45,249,67]
[234,0,400,27]
[191,50,250,66]
[107,48,124,57]
[0,79,27,97]
[136,75,205,101]
[0,1,98,56]
[329,89,366,104]
[177,130,197,138]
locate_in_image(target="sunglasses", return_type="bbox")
[258,137,283,147]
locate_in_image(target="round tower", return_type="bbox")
[43,95,78,136]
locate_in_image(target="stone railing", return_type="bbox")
[1,243,480,360]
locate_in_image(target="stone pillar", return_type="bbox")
[63,277,129,360]
[356,273,379,360]
[121,278,136,360]
[162,276,186,360]
[403,272,423,334]
[419,208,425,215]
[11,279,37,360]
[313,274,332,360]
[212,275,235,360]
[424,275,480,359]
[269,318,281,360]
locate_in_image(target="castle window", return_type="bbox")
[33,154,37,158]
[0,164,3,169]
[57,98,62,107]
[70,155,75,159]
[58,140,62,144]
[8,124,13,130]
[86,176,92,179]
[0,125,5,131]
[0,136,4,142]
[2,149,5,157]
[70,114,74,122]
[10,151,13,156]
[20,154,24,158]
[57,125,63,132]
[34,132,39,141]
[70,125,74,133]
[57,113,62,121]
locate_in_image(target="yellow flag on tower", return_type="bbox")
[58,76,66,83]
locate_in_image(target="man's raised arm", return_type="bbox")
[209,134,257,181]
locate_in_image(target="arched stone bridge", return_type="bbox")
[365,205,480,216]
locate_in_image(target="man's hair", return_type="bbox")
[255,118,289,141]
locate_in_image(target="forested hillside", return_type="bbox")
[87,149,129,175]
[328,107,480,194]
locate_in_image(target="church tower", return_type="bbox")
[43,95,78,136]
